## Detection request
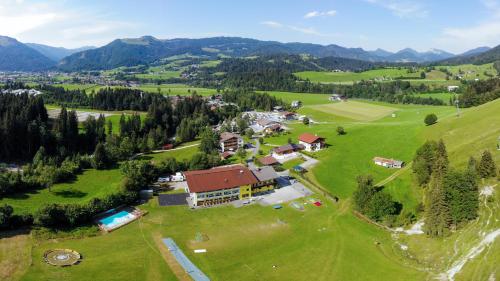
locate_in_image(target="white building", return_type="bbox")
[447,85,459,92]
[298,133,326,152]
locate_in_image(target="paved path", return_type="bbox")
[299,153,319,169]
[246,138,260,169]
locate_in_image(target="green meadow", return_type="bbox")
[138,83,217,96]
[295,64,497,84]
[295,68,421,83]
[0,168,123,215]
[4,91,499,281]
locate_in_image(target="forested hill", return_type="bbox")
[57,36,457,71]
[437,44,500,65]
[0,36,56,71]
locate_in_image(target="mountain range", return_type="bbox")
[0,35,497,71]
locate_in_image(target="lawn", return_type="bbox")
[137,141,201,163]
[138,84,217,96]
[295,64,497,84]
[135,70,182,80]
[21,196,426,281]
[7,96,500,281]
[306,100,397,121]
[260,91,330,106]
[0,168,123,215]
[295,68,421,83]
[281,157,305,170]
[409,92,457,104]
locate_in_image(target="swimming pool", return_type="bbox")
[98,210,137,231]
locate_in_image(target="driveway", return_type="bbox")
[298,153,319,169]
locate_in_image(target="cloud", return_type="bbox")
[435,0,500,52]
[260,20,338,38]
[365,0,428,18]
[304,10,337,19]
[260,21,283,28]
[0,0,140,48]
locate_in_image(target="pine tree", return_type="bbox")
[424,153,450,237]
[478,150,497,178]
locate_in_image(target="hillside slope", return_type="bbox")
[26,43,94,62]
[58,36,459,71]
[438,44,500,65]
[0,36,55,71]
[423,98,500,166]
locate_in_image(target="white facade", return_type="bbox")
[188,186,240,206]
[219,136,244,152]
[447,85,459,92]
[299,141,323,152]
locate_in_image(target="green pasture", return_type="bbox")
[295,68,421,83]
[0,168,123,215]
[138,84,217,96]
[6,91,500,281]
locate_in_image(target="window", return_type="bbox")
[233,190,239,194]
[215,192,222,196]
[198,194,205,198]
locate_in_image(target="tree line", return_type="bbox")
[412,140,497,237]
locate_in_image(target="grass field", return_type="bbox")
[261,91,330,106]
[306,100,397,121]
[135,70,182,80]
[409,92,457,103]
[5,91,499,281]
[0,168,123,215]
[295,68,421,83]
[138,84,217,96]
[295,64,497,84]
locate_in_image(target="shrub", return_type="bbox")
[424,114,438,126]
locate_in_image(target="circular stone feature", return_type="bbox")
[43,249,81,266]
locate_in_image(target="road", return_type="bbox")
[246,137,260,169]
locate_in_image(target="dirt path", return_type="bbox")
[375,162,412,187]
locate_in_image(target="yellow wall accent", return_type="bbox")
[251,185,274,195]
[239,185,251,199]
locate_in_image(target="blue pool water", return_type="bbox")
[99,210,136,230]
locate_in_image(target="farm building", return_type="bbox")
[447,85,459,92]
[298,133,325,152]
[280,111,297,121]
[373,157,404,168]
[263,123,283,135]
[271,143,304,160]
[329,94,347,102]
[256,118,280,129]
[184,165,278,206]
[219,132,244,152]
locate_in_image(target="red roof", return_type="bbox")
[298,133,324,144]
[258,156,279,165]
[185,165,258,193]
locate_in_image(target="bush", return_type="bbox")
[424,114,438,126]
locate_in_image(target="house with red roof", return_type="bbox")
[298,133,325,152]
[184,165,278,207]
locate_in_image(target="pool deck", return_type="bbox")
[95,206,147,232]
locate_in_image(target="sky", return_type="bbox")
[1,0,499,54]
